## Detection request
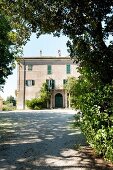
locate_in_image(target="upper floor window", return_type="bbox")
[66,64,71,74]
[26,80,35,86]
[28,64,33,71]
[47,65,52,74]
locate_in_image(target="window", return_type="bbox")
[47,65,52,74]
[46,79,55,89]
[26,80,35,86]
[63,79,67,85]
[66,64,71,74]
[28,64,33,71]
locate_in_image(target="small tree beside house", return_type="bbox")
[26,82,51,110]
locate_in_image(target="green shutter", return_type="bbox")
[52,80,55,89]
[46,79,51,89]
[63,79,67,85]
[47,65,52,74]
[32,80,35,86]
[66,64,70,74]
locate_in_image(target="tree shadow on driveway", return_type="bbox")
[0,110,111,170]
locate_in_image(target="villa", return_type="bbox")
[16,56,79,109]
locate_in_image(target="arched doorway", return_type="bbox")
[55,93,63,108]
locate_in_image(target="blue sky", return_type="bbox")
[0,33,69,100]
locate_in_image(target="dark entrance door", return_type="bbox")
[55,93,63,108]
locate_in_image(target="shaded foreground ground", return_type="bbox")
[0,109,112,170]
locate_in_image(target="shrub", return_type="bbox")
[70,76,113,163]
[26,82,51,110]
[26,97,47,110]
[81,85,113,162]
[4,96,16,106]
[2,104,16,111]
[2,106,11,111]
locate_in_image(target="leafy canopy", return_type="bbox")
[0,14,15,86]
[0,1,32,87]
[6,0,113,84]
[3,1,113,162]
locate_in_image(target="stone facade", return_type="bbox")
[16,56,79,110]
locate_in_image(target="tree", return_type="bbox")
[0,1,31,88]
[69,73,113,161]
[5,0,113,84]
[65,77,77,108]
[3,0,113,161]
[4,95,16,106]
[0,14,15,86]
[26,82,51,109]
[40,82,51,103]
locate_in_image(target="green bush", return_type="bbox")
[26,97,47,110]
[2,104,16,111]
[26,82,51,110]
[4,96,16,106]
[2,106,11,111]
[81,86,113,162]
[70,76,113,163]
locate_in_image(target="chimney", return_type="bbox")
[58,50,61,57]
[40,50,42,57]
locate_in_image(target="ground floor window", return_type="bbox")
[26,80,35,86]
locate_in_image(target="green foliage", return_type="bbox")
[2,0,113,163]
[0,14,15,85]
[0,1,31,88]
[5,0,113,84]
[2,106,10,111]
[65,77,77,94]
[2,95,16,111]
[1,1,31,46]
[2,104,16,111]
[65,77,78,108]
[4,95,16,106]
[70,113,82,129]
[26,82,51,110]
[70,74,113,162]
[26,97,46,110]
[40,83,51,101]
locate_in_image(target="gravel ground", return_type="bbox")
[0,109,111,170]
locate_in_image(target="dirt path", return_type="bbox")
[0,109,112,170]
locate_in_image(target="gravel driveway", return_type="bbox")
[0,109,107,170]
